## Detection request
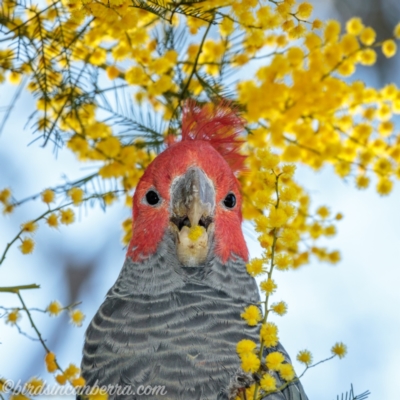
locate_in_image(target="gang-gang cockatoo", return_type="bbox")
[80,101,308,400]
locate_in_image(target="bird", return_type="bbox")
[80,101,308,400]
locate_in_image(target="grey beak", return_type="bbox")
[170,167,215,230]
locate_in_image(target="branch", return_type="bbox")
[0,284,40,293]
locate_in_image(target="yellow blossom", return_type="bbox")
[9,71,22,84]
[316,206,330,219]
[260,373,276,391]
[382,40,397,58]
[70,309,85,327]
[297,3,313,19]
[103,193,116,205]
[260,322,279,347]
[125,66,148,86]
[89,48,107,66]
[260,278,277,294]
[6,309,21,325]
[331,342,347,359]
[46,213,59,228]
[220,17,234,37]
[106,65,120,80]
[280,228,299,246]
[96,137,121,158]
[19,238,35,254]
[0,188,11,203]
[64,364,80,379]
[246,258,265,277]
[71,376,85,388]
[279,363,295,381]
[394,22,400,39]
[236,339,257,356]
[378,121,393,137]
[258,233,273,249]
[41,189,55,204]
[340,34,359,55]
[55,374,67,385]
[47,301,63,316]
[328,250,341,264]
[10,394,30,400]
[271,301,287,316]
[338,59,355,76]
[346,17,364,35]
[360,27,376,45]
[281,164,296,178]
[266,351,285,371]
[68,187,84,205]
[356,175,370,189]
[324,225,336,237]
[25,377,44,395]
[240,353,260,373]
[358,49,377,66]
[280,186,298,202]
[45,352,57,373]
[324,20,341,43]
[268,208,288,228]
[60,208,75,225]
[241,305,262,326]
[274,253,292,270]
[21,221,38,233]
[87,390,109,400]
[376,177,393,195]
[297,350,313,365]
[312,19,323,30]
[259,150,279,169]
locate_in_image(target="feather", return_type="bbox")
[181,100,246,174]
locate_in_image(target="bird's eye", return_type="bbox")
[146,190,160,206]
[223,193,236,208]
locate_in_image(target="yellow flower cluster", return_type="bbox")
[238,163,302,397]
[45,352,57,373]
[331,342,348,359]
[56,364,85,388]
[296,349,313,365]
[70,309,85,327]
[47,301,63,316]
[6,309,21,325]
[24,377,45,395]
[0,188,14,214]
[241,305,262,326]
[243,149,341,268]
[235,337,295,398]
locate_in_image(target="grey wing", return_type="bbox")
[81,296,142,387]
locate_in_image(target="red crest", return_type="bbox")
[180,100,246,174]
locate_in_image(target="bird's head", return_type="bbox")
[127,101,248,266]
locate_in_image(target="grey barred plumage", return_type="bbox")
[81,233,308,400]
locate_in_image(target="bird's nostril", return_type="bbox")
[171,216,191,231]
[179,217,191,230]
[199,216,213,230]
[171,216,213,231]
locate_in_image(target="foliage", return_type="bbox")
[1,0,399,398]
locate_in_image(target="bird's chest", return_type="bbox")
[130,283,256,352]
[117,284,258,398]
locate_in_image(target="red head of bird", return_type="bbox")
[127,101,248,266]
